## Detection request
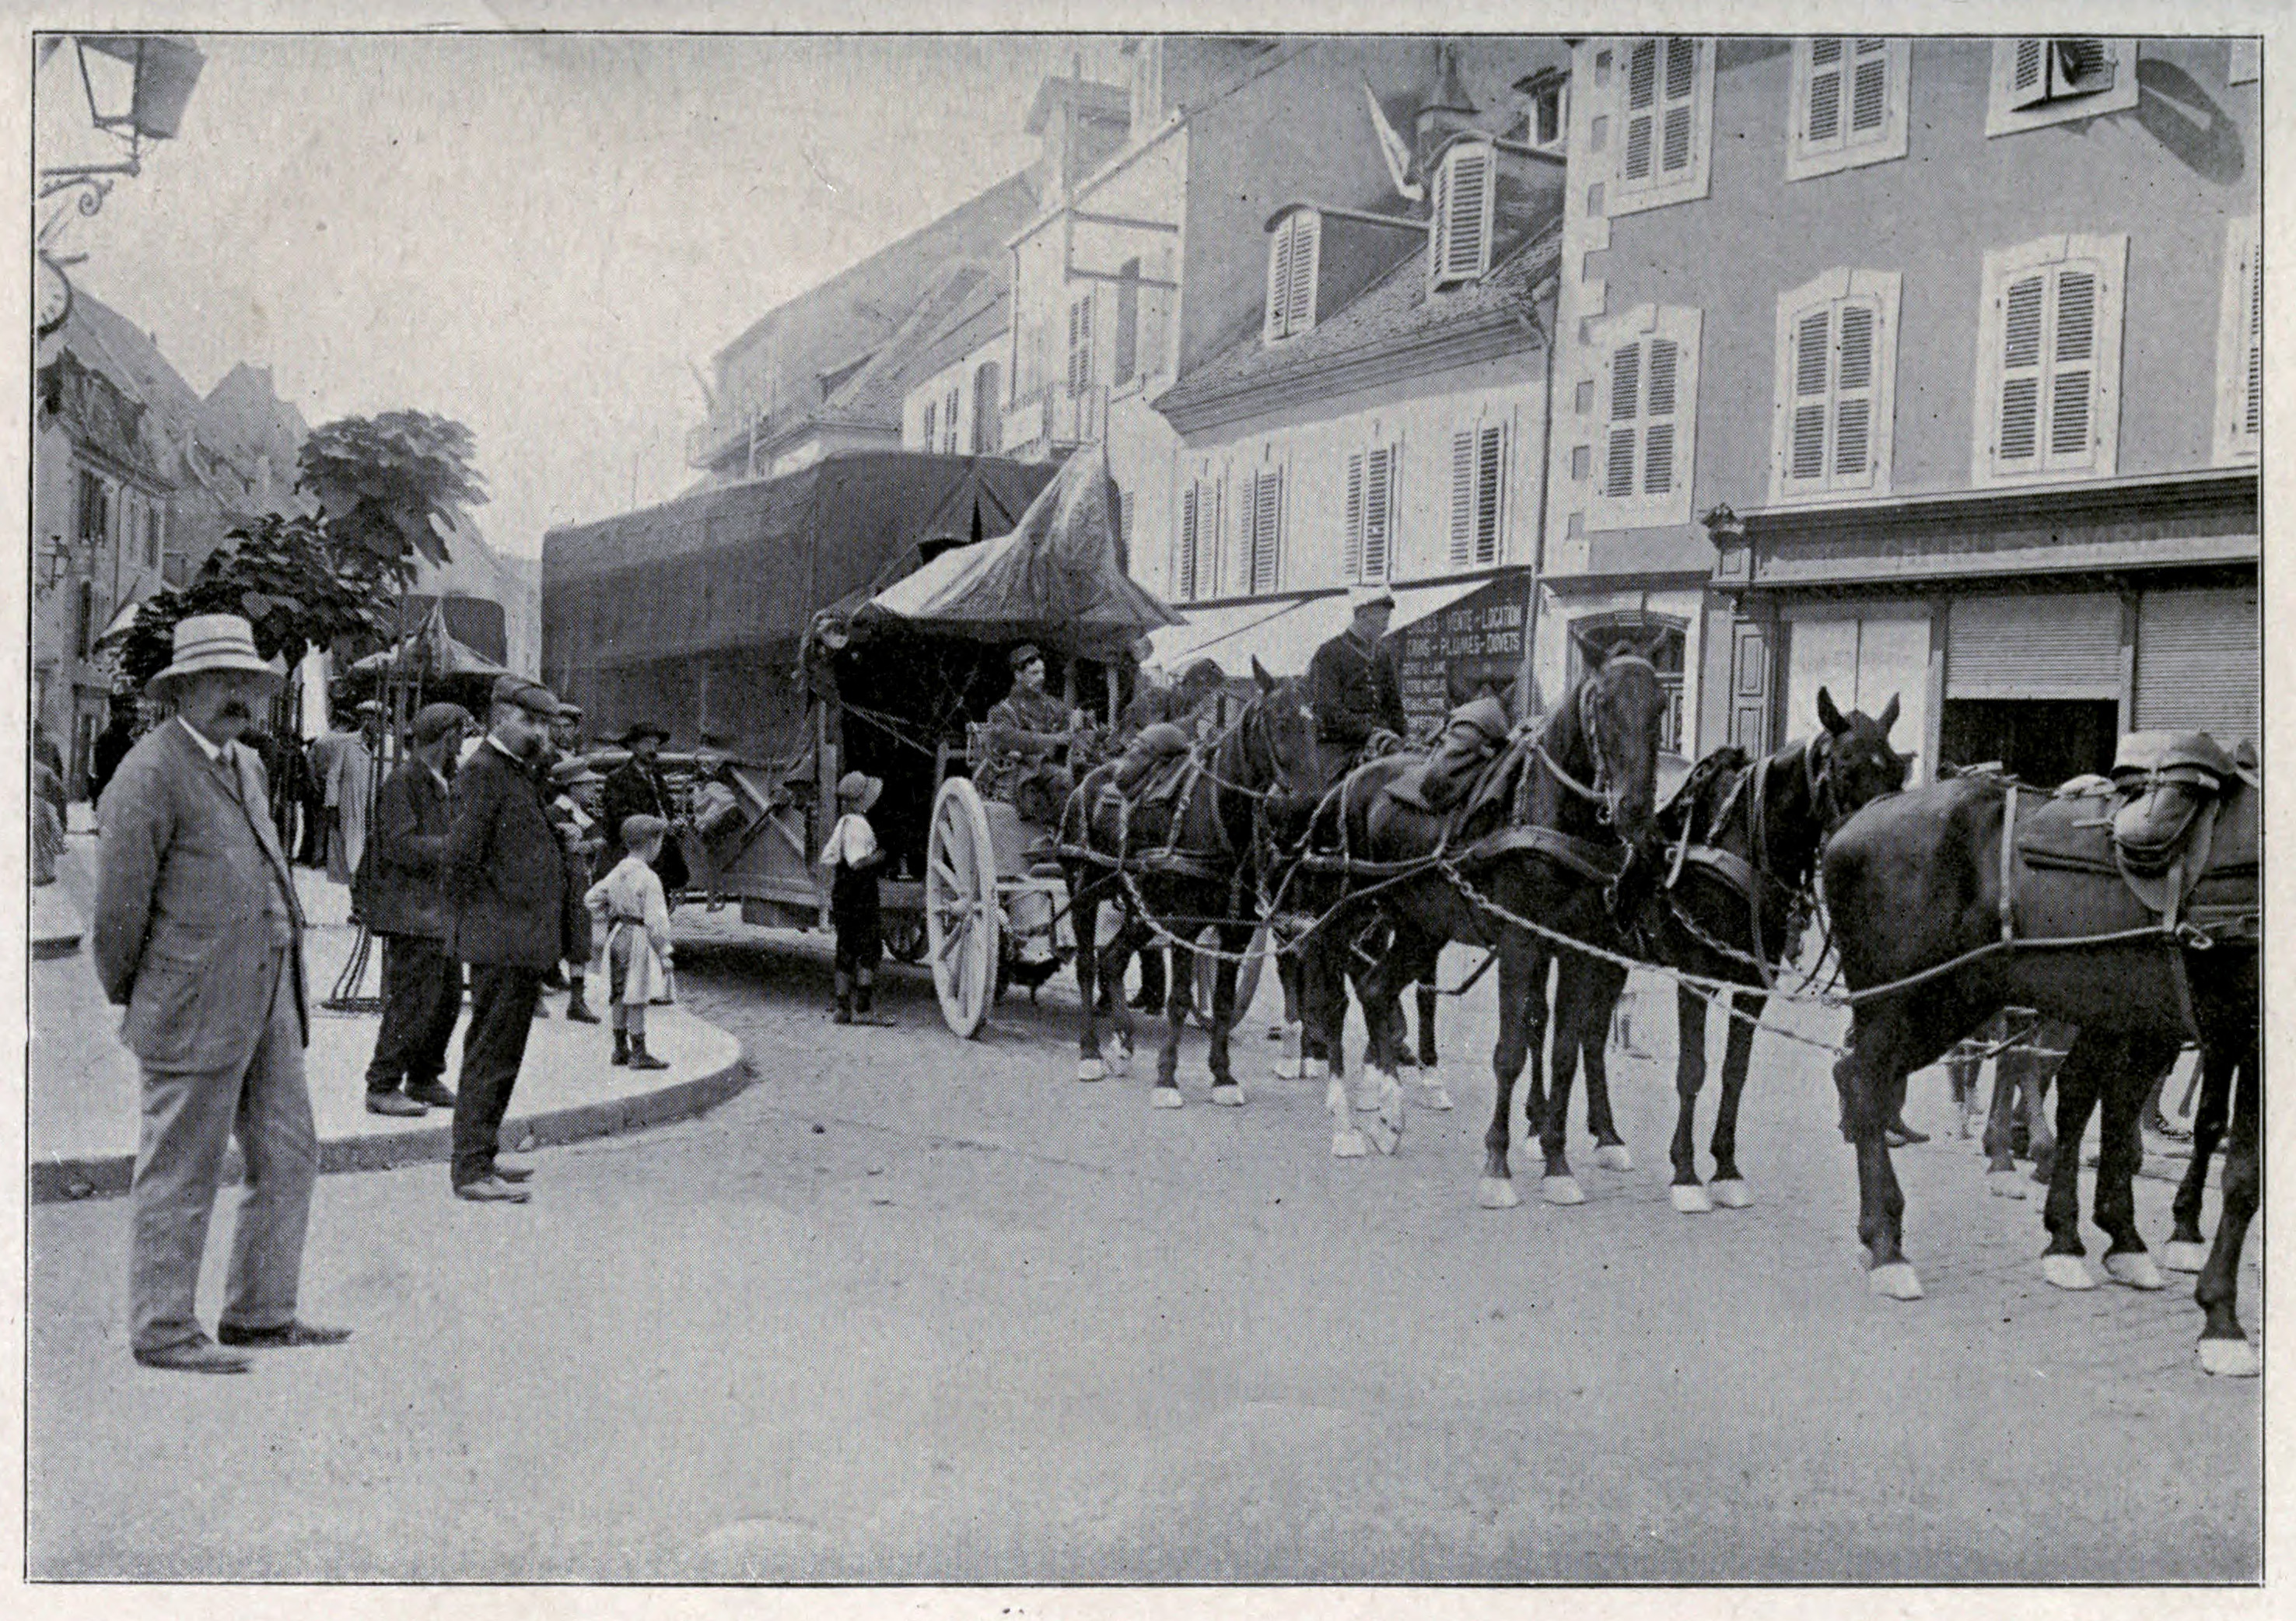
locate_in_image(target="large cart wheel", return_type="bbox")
[926,776,1000,1038]
[1192,921,1271,1025]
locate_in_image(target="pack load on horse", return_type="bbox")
[1822,726,2259,1377]
[1276,639,1671,1173]
[1524,688,1911,1213]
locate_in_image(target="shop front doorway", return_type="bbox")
[1938,698,2119,789]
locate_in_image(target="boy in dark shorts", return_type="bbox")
[819,771,893,1024]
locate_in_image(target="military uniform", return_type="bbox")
[980,683,1077,828]
[1307,627,1406,756]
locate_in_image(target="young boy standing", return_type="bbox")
[586,813,676,1070]
[820,771,893,1025]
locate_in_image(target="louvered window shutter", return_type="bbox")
[1475,425,1505,564]
[1343,452,1366,579]
[1076,298,1093,390]
[2245,243,2263,442]
[1287,215,1317,332]
[1450,430,1476,565]
[1995,273,2046,469]
[922,402,936,453]
[1178,483,1199,600]
[1363,446,1394,580]
[2049,267,2098,467]
[1833,302,1878,487]
[1428,162,1451,288]
[1624,40,1658,181]
[1787,310,1831,486]
[944,387,961,453]
[1807,39,1844,146]
[1266,224,1296,341]
[1605,344,1641,499]
[1643,340,1678,495]
[1661,39,1698,176]
[1440,147,1492,284]
[2008,37,2049,108]
[1850,38,1889,135]
[1249,469,1283,593]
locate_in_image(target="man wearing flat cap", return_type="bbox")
[93,614,345,1373]
[600,720,689,898]
[546,754,608,1024]
[980,643,1085,828]
[1307,583,1407,774]
[354,701,472,1117]
[442,677,569,1203]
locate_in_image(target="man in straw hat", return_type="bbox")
[93,614,346,1373]
[443,677,571,1203]
[354,702,473,1117]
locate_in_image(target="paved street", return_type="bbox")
[29,912,2260,1583]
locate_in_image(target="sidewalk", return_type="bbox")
[30,828,747,1203]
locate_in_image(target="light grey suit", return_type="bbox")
[94,718,317,1355]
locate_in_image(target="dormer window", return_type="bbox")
[1987,38,2138,135]
[1264,208,1320,343]
[1517,67,1568,154]
[1429,138,1494,291]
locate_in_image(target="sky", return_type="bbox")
[35,32,1129,557]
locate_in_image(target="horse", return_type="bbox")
[1819,765,2260,1377]
[2164,1042,2248,1283]
[1062,660,1323,1108]
[1942,1008,2073,1196]
[1286,646,1670,1171]
[1526,690,1912,1210]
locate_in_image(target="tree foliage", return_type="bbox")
[299,410,487,569]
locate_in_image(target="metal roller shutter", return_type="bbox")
[2135,586,2261,747]
[1945,592,2122,699]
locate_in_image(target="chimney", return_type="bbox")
[1414,40,1479,177]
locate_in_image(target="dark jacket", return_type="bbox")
[1307,628,1406,749]
[445,740,568,970]
[355,758,454,940]
[600,757,689,892]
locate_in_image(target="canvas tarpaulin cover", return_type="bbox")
[541,452,1055,758]
[846,446,1180,661]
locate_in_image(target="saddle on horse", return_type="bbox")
[2013,730,2259,946]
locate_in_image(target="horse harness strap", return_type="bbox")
[1455,823,1624,887]
[1998,782,2019,946]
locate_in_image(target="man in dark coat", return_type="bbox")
[355,702,471,1116]
[1307,583,1406,772]
[443,678,568,1203]
[88,705,139,808]
[600,721,689,896]
[978,644,1083,828]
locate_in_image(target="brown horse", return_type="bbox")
[1530,690,1911,1209]
[1820,768,2259,1376]
[1062,662,1322,1108]
[1286,648,1670,1171]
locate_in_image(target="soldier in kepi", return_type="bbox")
[978,643,1085,828]
[1307,583,1408,775]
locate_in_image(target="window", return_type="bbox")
[1066,293,1094,393]
[920,401,936,453]
[75,579,96,659]
[1612,37,1711,215]
[1787,38,1907,180]
[1448,424,1507,568]
[1429,141,1495,289]
[144,503,162,569]
[1587,304,1702,528]
[1771,269,1901,501]
[1986,38,2138,136]
[1241,467,1284,593]
[1115,258,1142,382]
[2216,215,2261,464]
[1973,234,2126,485]
[971,362,1002,453]
[1344,445,1398,583]
[1521,72,1567,152]
[1265,212,1319,341]
[1174,476,1223,604]
[75,468,106,551]
[943,387,961,453]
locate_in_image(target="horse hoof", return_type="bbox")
[1076,1059,1107,1082]
[2041,1254,2097,1291]
[1332,1130,1369,1159]
[1272,1059,1303,1079]
[1302,1058,1330,1080]
[1594,1144,1633,1172]
[1669,1184,1711,1214]
[1542,1175,1585,1206]
[2104,1252,2165,1291]
[1151,1087,1185,1110]
[1867,1262,1924,1301]
[2161,1241,2210,1274]
[1209,1084,1245,1108]
[1710,1178,1752,1209]
[1477,1178,1520,1210]
[1416,1083,1454,1112]
[1987,1170,2028,1199]
[2198,1337,2261,1378]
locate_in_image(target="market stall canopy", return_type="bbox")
[843,445,1180,661]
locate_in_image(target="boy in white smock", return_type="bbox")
[820,771,894,1024]
[586,813,675,1069]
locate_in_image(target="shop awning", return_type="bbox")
[1148,577,1493,680]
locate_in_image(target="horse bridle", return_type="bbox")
[1804,728,1849,835]
[1531,671,1621,825]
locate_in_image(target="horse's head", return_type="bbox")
[1247,656,1324,804]
[1814,687,1911,825]
[1577,636,1672,846]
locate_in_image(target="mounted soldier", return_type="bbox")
[1307,583,1406,776]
